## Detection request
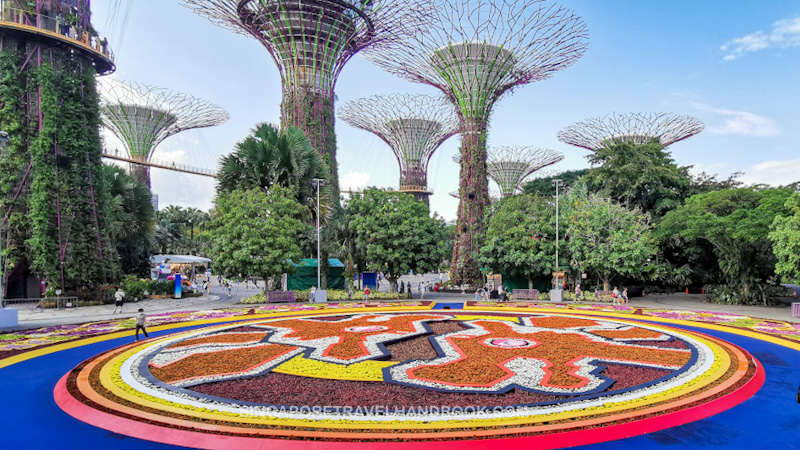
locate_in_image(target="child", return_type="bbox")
[135,308,149,341]
[475,289,481,301]
[364,286,370,301]
[574,283,581,302]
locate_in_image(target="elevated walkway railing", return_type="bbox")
[102,150,217,178]
[0,6,114,64]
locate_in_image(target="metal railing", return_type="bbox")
[102,150,217,178]
[2,296,79,310]
[0,6,114,62]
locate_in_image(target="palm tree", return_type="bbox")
[217,123,332,221]
[103,165,156,275]
[154,218,181,254]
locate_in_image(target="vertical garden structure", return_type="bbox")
[338,94,459,204]
[486,145,563,198]
[185,0,430,199]
[100,79,230,189]
[558,112,705,151]
[365,0,588,285]
[0,0,117,294]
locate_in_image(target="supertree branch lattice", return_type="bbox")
[100,79,230,188]
[486,146,563,197]
[557,112,705,151]
[338,94,459,204]
[184,0,432,197]
[364,0,588,286]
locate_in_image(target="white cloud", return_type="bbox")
[340,171,370,192]
[687,101,779,137]
[740,157,800,186]
[722,17,800,60]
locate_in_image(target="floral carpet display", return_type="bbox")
[54,310,763,447]
[1,301,798,449]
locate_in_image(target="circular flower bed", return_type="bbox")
[56,310,762,446]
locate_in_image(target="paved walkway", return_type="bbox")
[4,279,799,331]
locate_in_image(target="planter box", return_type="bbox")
[266,291,296,303]
[149,295,170,299]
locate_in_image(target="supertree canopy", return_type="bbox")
[364,0,588,286]
[558,112,705,151]
[486,146,563,197]
[184,0,432,198]
[338,94,459,204]
[100,80,229,188]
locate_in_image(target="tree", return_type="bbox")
[479,194,557,289]
[770,193,800,283]
[347,188,447,292]
[208,187,307,289]
[154,218,181,254]
[522,169,590,197]
[565,188,657,291]
[585,141,692,219]
[658,187,793,305]
[103,165,155,276]
[216,123,330,220]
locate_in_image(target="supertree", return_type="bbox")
[184,0,432,198]
[486,146,563,197]
[99,80,230,189]
[557,112,705,151]
[0,1,118,295]
[365,0,588,285]
[338,94,459,204]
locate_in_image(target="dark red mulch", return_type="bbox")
[385,321,467,362]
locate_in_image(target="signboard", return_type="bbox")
[174,274,182,299]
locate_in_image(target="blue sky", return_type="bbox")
[93,1,800,220]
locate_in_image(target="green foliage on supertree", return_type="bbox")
[659,187,793,305]
[585,140,692,220]
[479,194,558,289]
[0,50,30,282]
[347,188,447,291]
[770,192,800,284]
[208,187,308,288]
[26,62,60,284]
[564,186,657,291]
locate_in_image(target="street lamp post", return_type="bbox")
[552,179,563,302]
[0,131,8,310]
[312,178,325,294]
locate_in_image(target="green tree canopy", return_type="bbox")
[216,123,330,220]
[522,169,589,198]
[585,141,691,219]
[565,187,657,291]
[103,165,155,276]
[208,187,307,288]
[347,188,447,291]
[479,194,558,289]
[658,187,793,304]
[770,192,800,283]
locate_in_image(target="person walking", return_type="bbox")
[622,288,629,305]
[574,283,581,302]
[310,286,317,302]
[420,283,425,299]
[475,289,481,301]
[113,288,125,313]
[135,308,149,341]
[226,282,232,299]
[612,287,620,305]
[399,281,405,294]
[364,286,370,301]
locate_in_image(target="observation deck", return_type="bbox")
[0,5,114,75]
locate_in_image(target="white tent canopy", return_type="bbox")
[150,255,212,264]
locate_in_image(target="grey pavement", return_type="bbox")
[3,277,799,331]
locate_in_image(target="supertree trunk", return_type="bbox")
[130,164,151,189]
[451,117,489,286]
[280,86,339,201]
